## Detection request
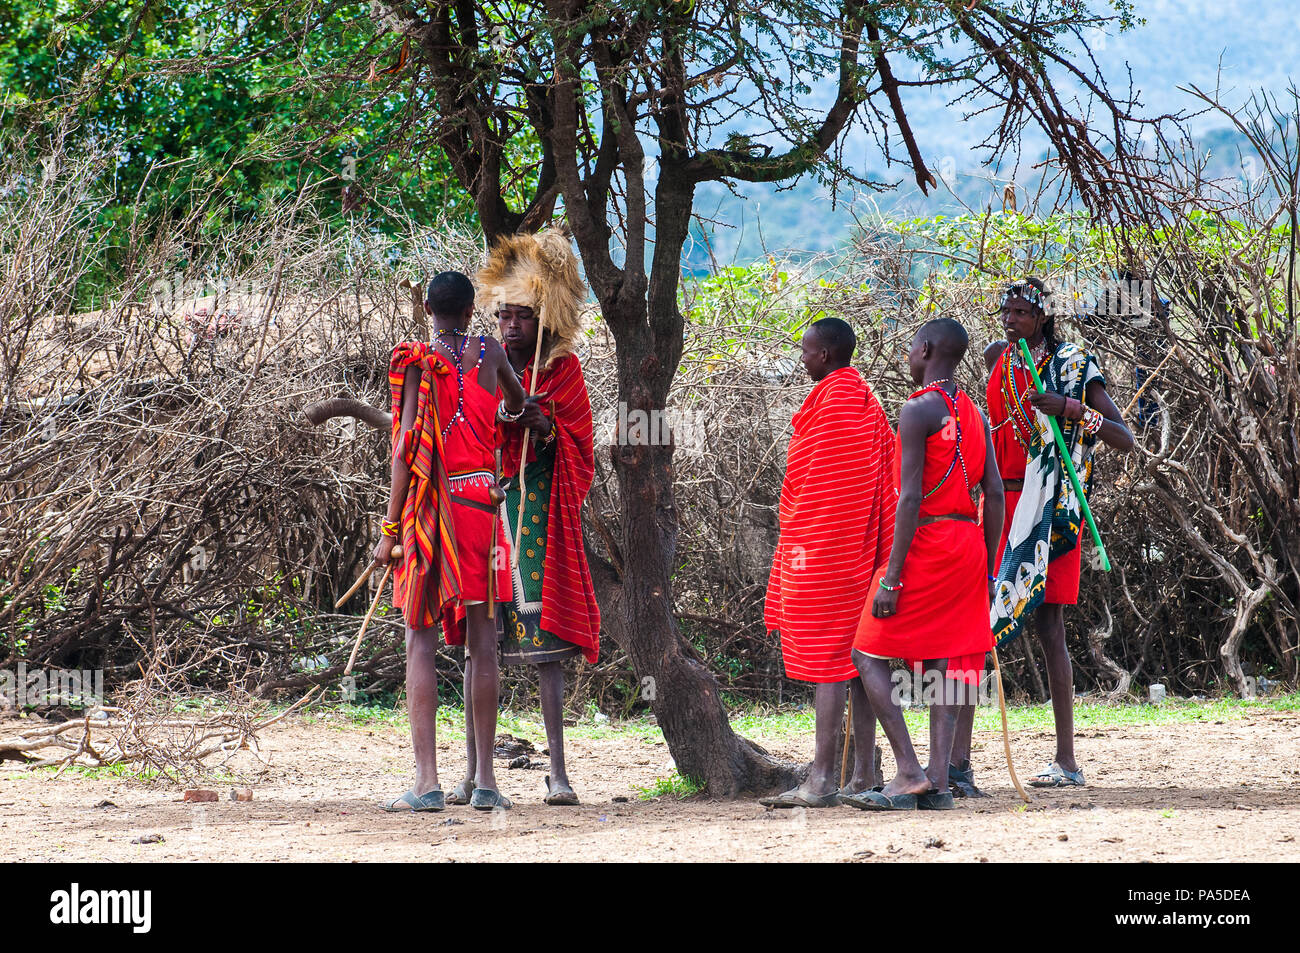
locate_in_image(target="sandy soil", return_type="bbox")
[3,707,1298,862]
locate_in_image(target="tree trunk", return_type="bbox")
[586,169,798,797]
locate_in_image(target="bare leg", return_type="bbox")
[405,625,441,795]
[459,653,476,793]
[537,660,573,796]
[950,701,976,768]
[794,680,848,797]
[852,652,929,796]
[924,659,957,794]
[1034,603,1079,773]
[844,677,878,793]
[464,603,501,793]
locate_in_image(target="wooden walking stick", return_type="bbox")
[485,481,507,619]
[992,645,1030,803]
[511,314,547,569]
[344,544,401,677]
[839,692,853,788]
[335,561,378,609]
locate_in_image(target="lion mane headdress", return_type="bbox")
[477,226,586,371]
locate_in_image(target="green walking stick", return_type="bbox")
[1018,338,1111,572]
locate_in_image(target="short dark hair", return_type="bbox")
[809,317,856,364]
[918,317,969,362]
[425,271,475,315]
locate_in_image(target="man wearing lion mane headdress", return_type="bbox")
[448,227,601,808]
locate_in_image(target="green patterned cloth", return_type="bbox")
[499,444,580,665]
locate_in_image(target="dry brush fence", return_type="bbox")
[2,125,1297,742]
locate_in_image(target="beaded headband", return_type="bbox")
[999,283,1047,310]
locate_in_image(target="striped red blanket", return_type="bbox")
[765,366,896,682]
[389,342,462,632]
[500,353,600,663]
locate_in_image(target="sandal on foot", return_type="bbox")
[446,779,476,805]
[381,788,445,812]
[949,761,988,799]
[469,787,513,811]
[543,775,580,806]
[758,787,840,809]
[1027,762,1085,788]
[918,789,956,811]
[840,789,918,811]
[835,784,882,800]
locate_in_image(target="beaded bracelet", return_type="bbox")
[497,399,525,423]
[879,579,903,592]
[380,519,400,538]
[1081,406,1104,436]
[540,419,557,446]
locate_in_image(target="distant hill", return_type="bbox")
[691,0,1294,263]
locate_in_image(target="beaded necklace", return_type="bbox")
[999,343,1050,451]
[913,380,971,499]
[434,329,486,440]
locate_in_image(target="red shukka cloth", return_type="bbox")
[500,353,601,663]
[765,366,897,682]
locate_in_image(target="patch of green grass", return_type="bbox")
[728,692,1299,739]
[635,769,704,801]
[28,763,163,781]
[965,692,1300,734]
[303,701,667,745]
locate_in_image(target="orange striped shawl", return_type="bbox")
[389,342,462,632]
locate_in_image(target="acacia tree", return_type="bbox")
[133,0,1146,794]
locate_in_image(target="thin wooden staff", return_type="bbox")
[335,561,377,608]
[839,692,853,788]
[511,314,547,569]
[344,544,401,677]
[486,483,506,619]
[992,645,1030,803]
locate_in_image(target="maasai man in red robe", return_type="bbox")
[374,271,535,812]
[760,317,896,808]
[845,318,1004,811]
[948,279,1132,794]
[446,229,598,809]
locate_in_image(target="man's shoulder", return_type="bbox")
[984,339,1010,368]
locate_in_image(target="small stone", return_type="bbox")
[131,833,164,845]
[508,755,530,769]
[924,837,945,849]
[183,789,219,803]
[612,796,629,803]
[1058,834,1069,841]
[230,788,253,802]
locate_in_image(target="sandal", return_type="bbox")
[543,775,580,806]
[758,787,840,809]
[380,788,445,812]
[949,761,988,799]
[446,778,476,806]
[918,789,956,811]
[469,787,513,811]
[1028,762,1085,788]
[840,789,918,811]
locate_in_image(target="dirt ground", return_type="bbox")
[3,706,1298,862]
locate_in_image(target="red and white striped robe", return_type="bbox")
[765,366,897,682]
